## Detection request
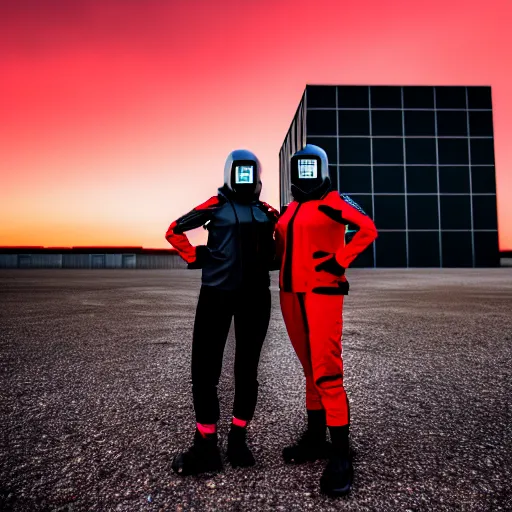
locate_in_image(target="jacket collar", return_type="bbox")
[218,184,260,205]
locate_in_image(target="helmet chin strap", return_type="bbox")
[291,179,331,202]
[233,188,257,203]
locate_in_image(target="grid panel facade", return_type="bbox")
[279,85,499,268]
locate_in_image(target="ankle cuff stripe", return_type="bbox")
[232,417,248,428]
[197,423,217,435]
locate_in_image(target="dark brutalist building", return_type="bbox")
[279,85,499,267]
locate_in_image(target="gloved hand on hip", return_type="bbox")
[187,245,211,269]
[315,255,346,277]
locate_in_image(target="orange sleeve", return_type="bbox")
[165,196,220,264]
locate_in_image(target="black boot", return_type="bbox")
[171,429,223,476]
[283,409,331,464]
[320,425,353,496]
[227,424,255,468]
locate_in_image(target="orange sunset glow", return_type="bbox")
[1,0,511,250]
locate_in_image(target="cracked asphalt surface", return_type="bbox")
[1,269,511,511]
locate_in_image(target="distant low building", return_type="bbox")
[0,247,186,269]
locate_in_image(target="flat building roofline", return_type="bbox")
[303,83,493,88]
[0,246,179,255]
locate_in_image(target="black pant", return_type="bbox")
[191,285,271,424]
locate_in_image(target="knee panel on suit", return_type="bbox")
[315,373,344,390]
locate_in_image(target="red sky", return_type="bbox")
[1,0,511,250]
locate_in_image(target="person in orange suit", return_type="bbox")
[275,144,378,496]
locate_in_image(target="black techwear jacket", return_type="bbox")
[166,185,279,290]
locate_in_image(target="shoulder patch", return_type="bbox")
[340,194,367,216]
[195,195,224,211]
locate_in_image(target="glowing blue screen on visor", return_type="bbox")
[298,159,318,179]
[235,165,254,184]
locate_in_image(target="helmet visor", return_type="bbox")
[297,159,318,179]
[230,159,258,199]
[235,165,254,184]
[291,155,323,194]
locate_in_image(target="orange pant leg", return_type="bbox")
[304,293,349,427]
[280,290,323,410]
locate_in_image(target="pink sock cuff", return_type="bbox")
[197,423,216,436]
[232,417,248,428]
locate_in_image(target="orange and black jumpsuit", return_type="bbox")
[276,191,378,426]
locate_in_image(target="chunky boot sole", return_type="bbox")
[319,458,353,496]
[171,450,223,476]
[320,476,352,497]
[227,450,256,468]
[227,425,255,468]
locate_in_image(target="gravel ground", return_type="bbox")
[1,268,511,512]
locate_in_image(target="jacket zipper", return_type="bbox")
[228,200,243,287]
[282,203,302,292]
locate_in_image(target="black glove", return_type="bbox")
[315,254,345,277]
[187,245,211,269]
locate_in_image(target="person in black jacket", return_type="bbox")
[165,149,279,475]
